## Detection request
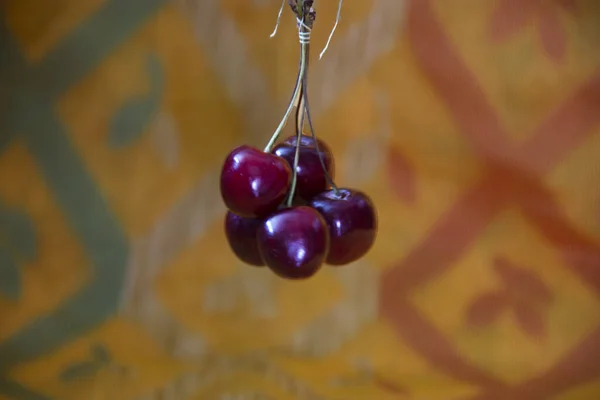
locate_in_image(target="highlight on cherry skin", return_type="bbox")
[308,188,377,266]
[273,134,335,201]
[258,206,329,279]
[220,134,378,280]
[220,145,292,218]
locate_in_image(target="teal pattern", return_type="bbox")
[0,0,165,398]
[0,200,37,300]
[59,344,112,383]
[109,54,165,148]
[0,378,52,400]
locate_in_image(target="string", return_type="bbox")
[296,18,312,45]
[319,0,343,59]
[269,0,287,37]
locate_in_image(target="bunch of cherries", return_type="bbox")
[220,0,376,280]
[220,132,377,279]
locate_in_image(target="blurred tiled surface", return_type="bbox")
[1,0,600,398]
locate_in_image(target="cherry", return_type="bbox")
[308,188,377,266]
[272,134,335,201]
[224,211,265,267]
[257,206,329,279]
[283,134,332,153]
[220,145,292,218]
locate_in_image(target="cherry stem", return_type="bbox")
[301,59,340,195]
[265,1,315,154]
[270,2,339,204]
[263,45,306,153]
[285,84,305,207]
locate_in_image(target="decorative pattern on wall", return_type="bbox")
[1,0,600,399]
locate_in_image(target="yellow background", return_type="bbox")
[1,0,600,399]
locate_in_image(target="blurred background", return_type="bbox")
[1,0,600,399]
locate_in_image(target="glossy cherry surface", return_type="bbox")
[308,188,377,265]
[220,145,292,218]
[273,134,335,201]
[224,211,264,266]
[257,206,329,279]
[283,134,332,153]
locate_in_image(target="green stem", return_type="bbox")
[284,41,309,207]
[285,86,306,207]
[263,43,308,153]
[301,57,340,195]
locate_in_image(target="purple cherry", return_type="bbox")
[257,206,329,279]
[308,188,377,265]
[220,145,292,218]
[224,211,265,266]
[283,134,332,154]
[272,134,335,201]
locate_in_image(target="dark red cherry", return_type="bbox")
[220,145,292,218]
[308,188,377,266]
[272,134,335,201]
[283,134,332,154]
[224,211,265,267]
[257,206,329,279]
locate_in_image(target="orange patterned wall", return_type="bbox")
[1,0,600,399]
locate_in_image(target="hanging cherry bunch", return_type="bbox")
[220,0,377,279]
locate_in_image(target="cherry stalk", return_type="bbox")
[220,0,377,277]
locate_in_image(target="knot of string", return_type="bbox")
[296,18,311,45]
[268,0,343,59]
